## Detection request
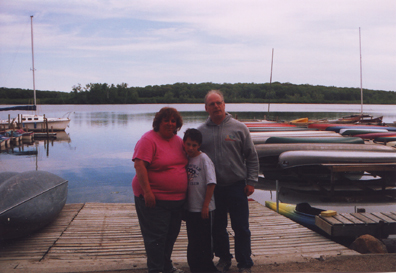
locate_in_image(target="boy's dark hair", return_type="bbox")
[183,128,202,145]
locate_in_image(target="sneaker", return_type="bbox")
[216,259,232,272]
[238,267,251,273]
[164,267,184,273]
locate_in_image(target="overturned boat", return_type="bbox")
[0,171,68,240]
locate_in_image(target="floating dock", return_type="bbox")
[316,211,396,238]
[0,201,358,272]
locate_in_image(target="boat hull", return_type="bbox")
[279,150,396,169]
[264,136,364,144]
[264,201,324,231]
[0,171,68,240]
[21,119,70,131]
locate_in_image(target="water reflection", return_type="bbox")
[1,104,395,212]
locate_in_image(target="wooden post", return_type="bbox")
[46,118,49,139]
[276,180,279,213]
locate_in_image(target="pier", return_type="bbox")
[316,210,396,238]
[0,201,358,272]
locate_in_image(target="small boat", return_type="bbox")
[0,16,71,132]
[264,136,364,144]
[309,123,393,131]
[265,201,327,232]
[375,136,396,144]
[19,114,71,132]
[257,143,396,180]
[251,130,342,144]
[256,143,396,159]
[279,150,396,169]
[245,122,295,128]
[352,132,396,140]
[249,127,313,132]
[325,125,396,133]
[0,171,68,240]
[325,114,383,125]
[339,128,388,136]
[356,115,384,125]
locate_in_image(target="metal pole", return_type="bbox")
[359,27,363,115]
[268,48,274,113]
[31,15,36,106]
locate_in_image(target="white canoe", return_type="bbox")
[256,143,396,159]
[279,150,396,169]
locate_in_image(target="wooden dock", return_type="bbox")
[316,211,396,238]
[0,201,358,273]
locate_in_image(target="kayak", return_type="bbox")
[264,136,364,144]
[265,201,326,232]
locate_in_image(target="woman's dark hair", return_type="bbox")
[152,107,183,133]
[183,128,202,145]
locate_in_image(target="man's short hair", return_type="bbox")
[204,90,224,105]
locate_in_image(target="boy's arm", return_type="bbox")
[201,183,216,219]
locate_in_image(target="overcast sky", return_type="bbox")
[1,0,395,93]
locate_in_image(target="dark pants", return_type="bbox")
[134,195,185,273]
[186,211,218,273]
[213,181,253,269]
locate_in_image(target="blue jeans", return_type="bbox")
[213,181,253,269]
[134,195,185,273]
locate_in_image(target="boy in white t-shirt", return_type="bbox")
[183,128,219,273]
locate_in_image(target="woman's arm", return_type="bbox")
[134,159,156,207]
[201,183,216,219]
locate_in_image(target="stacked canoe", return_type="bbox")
[247,120,396,185]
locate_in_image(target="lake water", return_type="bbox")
[1,103,396,214]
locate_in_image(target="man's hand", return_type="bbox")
[244,184,255,196]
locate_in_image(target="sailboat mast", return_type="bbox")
[31,15,36,106]
[268,48,274,113]
[359,27,363,114]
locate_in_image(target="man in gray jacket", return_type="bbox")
[197,90,259,273]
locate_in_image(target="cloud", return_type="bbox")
[1,0,395,92]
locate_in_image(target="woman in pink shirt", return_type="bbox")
[132,107,188,273]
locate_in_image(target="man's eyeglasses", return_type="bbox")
[208,101,223,107]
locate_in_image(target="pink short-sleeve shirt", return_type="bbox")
[132,130,188,201]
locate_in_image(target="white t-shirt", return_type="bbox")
[186,152,216,212]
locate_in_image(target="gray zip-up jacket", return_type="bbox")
[197,113,259,187]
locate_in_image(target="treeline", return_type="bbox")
[1,82,395,105]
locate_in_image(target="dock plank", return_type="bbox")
[0,201,357,272]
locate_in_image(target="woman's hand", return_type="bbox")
[143,190,156,208]
[134,159,156,207]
